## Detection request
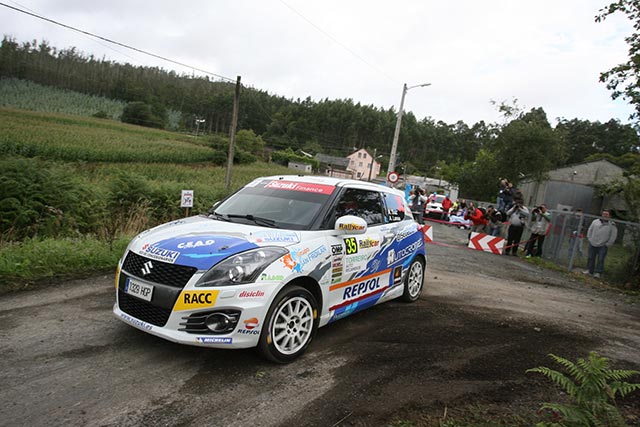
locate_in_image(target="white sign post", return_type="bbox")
[181,190,194,216]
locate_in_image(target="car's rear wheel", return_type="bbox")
[402,258,424,302]
[258,285,318,363]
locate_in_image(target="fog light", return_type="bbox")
[205,313,233,333]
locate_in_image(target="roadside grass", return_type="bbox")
[0,235,130,292]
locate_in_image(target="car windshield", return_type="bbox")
[434,195,445,204]
[212,179,336,230]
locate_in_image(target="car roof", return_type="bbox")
[252,175,403,196]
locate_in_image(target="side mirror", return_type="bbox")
[334,215,367,235]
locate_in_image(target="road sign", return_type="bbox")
[181,190,194,208]
[387,171,400,183]
[468,232,504,254]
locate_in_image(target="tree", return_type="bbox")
[596,1,640,121]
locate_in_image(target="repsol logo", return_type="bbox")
[236,329,260,335]
[343,277,380,299]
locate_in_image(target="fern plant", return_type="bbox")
[527,352,640,427]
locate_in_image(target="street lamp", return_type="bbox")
[387,82,431,177]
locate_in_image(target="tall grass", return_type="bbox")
[0,108,215,162]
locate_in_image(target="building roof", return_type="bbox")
[315,153,349,168]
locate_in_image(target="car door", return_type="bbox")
[326,187,388,322]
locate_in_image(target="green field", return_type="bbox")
[0,107,291,289]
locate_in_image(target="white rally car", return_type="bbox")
[114,175,427,363]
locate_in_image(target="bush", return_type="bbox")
[121,101,165,129]
[528,352,640,426]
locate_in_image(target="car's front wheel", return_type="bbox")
[401,257,424,302]
[258,285,318,363]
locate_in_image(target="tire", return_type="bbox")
[401,257,424,302]
[258,285,318,363]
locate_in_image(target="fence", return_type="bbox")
[517,210,640,285]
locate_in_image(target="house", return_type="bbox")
[346,149,382,180]
[315,153,354,178]
[287,161,312,173]
[519,159,628,215]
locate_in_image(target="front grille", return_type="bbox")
[118,290,172,327]
[179,310,241,334]
[122,251,197,288]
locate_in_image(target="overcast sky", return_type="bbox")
[0,0,636,126]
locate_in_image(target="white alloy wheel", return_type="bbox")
[259,286,318,363]
[272,296,314,355]
[402,258,424,302]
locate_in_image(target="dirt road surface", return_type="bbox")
[1,221,639,427]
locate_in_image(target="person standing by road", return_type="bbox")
[504,202,529,256]
[524,204,551,258]
[583,210,618,278]
[409,187,427,225]
[441,194,453,221]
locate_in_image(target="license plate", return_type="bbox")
[125,278,154,302]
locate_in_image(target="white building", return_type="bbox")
[346,149,381,180]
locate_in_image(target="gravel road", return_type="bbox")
[1,221,638,427]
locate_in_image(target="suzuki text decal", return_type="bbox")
[264,180,335,195]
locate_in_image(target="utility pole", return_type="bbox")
[367,147,377,182]
[387,82,431,178]
[225,76,241,192]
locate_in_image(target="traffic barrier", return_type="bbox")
[419,224,433,242]
[467,232,504,254]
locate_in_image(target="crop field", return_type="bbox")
[0,108,217,163]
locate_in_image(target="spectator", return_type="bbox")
[487,206,503,237]
[583,210,618,279]
[465,203,489,242]
[409,188,427,225]
[504,202,529,256]
[441,194,453,221]
[524,204,551,258]
[568,208,585,259]
[497,178,508,212]
[502,182,514,212]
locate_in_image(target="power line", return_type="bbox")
[278,0,398,85]
[0,2,237,83]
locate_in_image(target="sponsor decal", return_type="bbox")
[173,290,220,311]
[369,259,381,272]
[236,329,260,335]
[243,317,259,329]
[358,238,380,249]
[197,337,233,344]
[238,290,265,298]
[119,313,153,331]
[140,243,180,264]
[251,231,300,244]
[387,238,424,266]
[260,273,285,282]
[331,244,344,255]
[264,180,335,195]
[395,226,418,242]
[281,246,327,273]
[338,223,366,232]
[393,266,403,286]
[177,239,215,249]
[344,237,358,255]
[329,270,391,311]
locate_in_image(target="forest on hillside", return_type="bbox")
[1,36,640,202]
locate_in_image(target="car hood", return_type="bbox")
[128,215,301,270]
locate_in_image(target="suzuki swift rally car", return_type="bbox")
[114,175,427,363]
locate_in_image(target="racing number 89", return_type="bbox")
[344,237,358,255]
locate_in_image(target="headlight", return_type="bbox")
[196,247,288,287]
